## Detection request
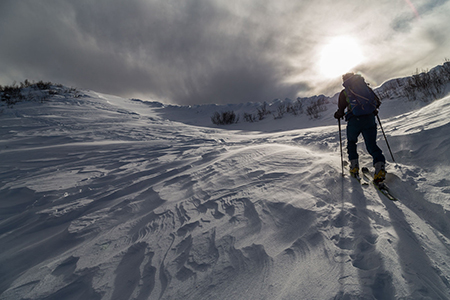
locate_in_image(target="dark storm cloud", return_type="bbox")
[1,0,450,104]
[1,0,301,104]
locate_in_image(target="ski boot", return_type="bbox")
[349,159,359,179]
[373,161,386,183]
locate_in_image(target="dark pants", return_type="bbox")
[347,114,385,165]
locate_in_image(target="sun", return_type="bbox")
[319,36,364,78]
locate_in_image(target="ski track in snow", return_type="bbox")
[1,90,450,299]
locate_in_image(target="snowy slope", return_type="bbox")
[1,87,450,300]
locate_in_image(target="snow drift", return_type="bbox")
[1,82,450,299]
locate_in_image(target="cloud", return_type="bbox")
[1,0,450,104]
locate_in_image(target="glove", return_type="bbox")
[334,110,344,119]
[373,109,378,116]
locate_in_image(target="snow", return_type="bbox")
[1,82,450,299]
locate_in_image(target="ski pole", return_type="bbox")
[338,118,344,177]
[376,114,395,163]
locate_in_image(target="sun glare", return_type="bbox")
[319,36,364,78]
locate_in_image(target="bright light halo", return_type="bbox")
[319,36,364,78]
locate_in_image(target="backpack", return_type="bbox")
[343,74,378,116]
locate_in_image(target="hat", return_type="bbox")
[342,72,355,82]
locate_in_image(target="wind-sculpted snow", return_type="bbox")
[1,91,450,299]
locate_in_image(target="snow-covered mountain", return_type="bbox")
[1,73,450,299]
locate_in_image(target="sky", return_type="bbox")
[1,0,449,105]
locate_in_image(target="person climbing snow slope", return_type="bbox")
[334,72,386,183]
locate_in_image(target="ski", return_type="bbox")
[361,167,398,201]
[350,172,369,186]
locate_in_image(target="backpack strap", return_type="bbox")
[343,89,357,112]
[343,89,350,105]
